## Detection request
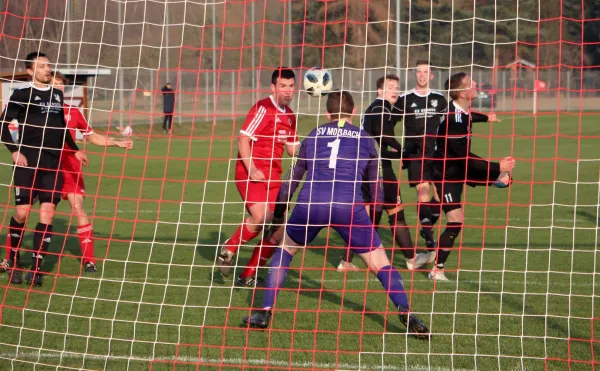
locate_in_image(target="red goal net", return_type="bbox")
[0,1,598,370]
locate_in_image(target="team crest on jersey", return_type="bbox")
[431,99,438,108]
[54,94,61,103]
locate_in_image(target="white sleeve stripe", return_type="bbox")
[245,106,267,135]
[82,130,94,136]
[240,130,258,141]
[448,136,468,139]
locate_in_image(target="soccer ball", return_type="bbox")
[121,126,133,136]
[303,67,333,97]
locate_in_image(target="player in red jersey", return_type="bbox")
[2,72,134,273]
[53,72,133,272]
[217,68,300,287]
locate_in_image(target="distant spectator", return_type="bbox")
[161,82,175,133]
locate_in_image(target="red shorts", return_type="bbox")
[235,176,281,212]
[62,170,85,200]
[61,153,85,200]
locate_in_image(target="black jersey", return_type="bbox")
[1,83,78,168]
[395,89,447,159]
[433,101,500,182]
[361,98,403,164]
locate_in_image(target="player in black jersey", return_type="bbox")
[0,52,88,286]
[419,72,514,281]
[337,75,416,271]
[396,60,447,261]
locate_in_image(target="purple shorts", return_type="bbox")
[285,203,382,254]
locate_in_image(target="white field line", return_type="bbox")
[0,351,494,371]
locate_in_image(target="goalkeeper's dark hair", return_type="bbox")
[271,67,295,85]
[52,71,69,85]
[25,51,47,70]
[415,59,430,67]
[446,72,468,100]
[326,90,354,120]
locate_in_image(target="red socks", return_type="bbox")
[240,236,277,279]
[224,222,260,254]
[78,224,95,264]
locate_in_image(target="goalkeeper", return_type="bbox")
[243,91,429,339]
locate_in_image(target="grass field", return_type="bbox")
[0,112,598,371]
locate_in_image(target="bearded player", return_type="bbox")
[217,68,300,287]
[0,52,88,286]
[0,71,135,274]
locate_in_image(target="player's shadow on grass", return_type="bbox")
[305,233,414,271]
[194,230,232,284]
[243,268,405,333]
[475,280,576,339]
[576,210,600,225]
[194,230,223,262]
[43,218,87,274]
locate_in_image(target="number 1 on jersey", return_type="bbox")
[327,138,340,169]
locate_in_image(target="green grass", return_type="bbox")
[0,112,598,371]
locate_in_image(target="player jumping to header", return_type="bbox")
[416,73,515,281]
[243,91,430,339]
[217,68,300,287]
[0,52,88,286]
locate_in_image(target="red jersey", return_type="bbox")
[237,96,298,180]
[61,104,93,173]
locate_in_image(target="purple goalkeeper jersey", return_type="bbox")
[283,120,382,206]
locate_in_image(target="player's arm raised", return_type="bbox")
[72,107,132,150]
[471,111,500,123]
[87,133,133,149]
[239,104,269,181]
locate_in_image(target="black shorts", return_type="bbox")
[13,159,63,206]
[362,166,402,209]
[433,181,464,214]
[405,158,433,187]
